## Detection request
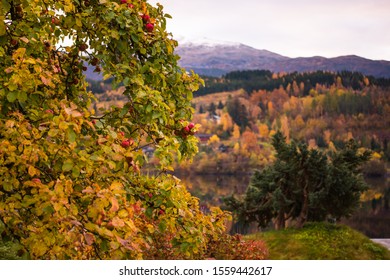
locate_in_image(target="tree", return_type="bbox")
[224,132,371,230]
[227,97,249,131]
[0,0,229,259]
[207,102,216,115]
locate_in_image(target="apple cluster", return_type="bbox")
[120,0,134,8]
[141,14,154,32]
[176,122,195,139]
[120,133,134,148]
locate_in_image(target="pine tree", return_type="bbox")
[224,132,371,230]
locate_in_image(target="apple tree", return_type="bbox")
[0,0,229,259]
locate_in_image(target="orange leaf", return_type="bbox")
[110,197,119,212]
[112,216,125,228]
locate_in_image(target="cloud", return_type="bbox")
[150,0,390,60]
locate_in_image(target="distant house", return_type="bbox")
[210,114,221,122]
[195,133,213,144]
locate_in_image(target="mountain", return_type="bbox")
[175,41,390,78]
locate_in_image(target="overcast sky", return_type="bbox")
[149,0,390,60]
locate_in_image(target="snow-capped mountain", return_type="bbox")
[175,39,390,78]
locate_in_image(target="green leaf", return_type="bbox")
[72,166,80,178]
[67,127,77,143]
[3,182,13,192]
[6,91,17,102]
[158,220,167,232]
[119,105,129,118]
[62,160,74,172]
[48,129,60,138]
[152,111,161,119]
[145,207,153,218]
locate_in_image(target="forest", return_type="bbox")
[170,70,390,173]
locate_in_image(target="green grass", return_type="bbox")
[248,222,390,260]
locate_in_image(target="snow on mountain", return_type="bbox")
[174,39,390,78]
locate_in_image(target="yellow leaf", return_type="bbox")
[110,241,120,250]
[25,58,36,64]
[75,17,82,28]
[28,165,38,177]
[12,48,26,60]
[110,181,123,192]
[118,209,129,218]
[146,224,155,233]
[0,19,5,36]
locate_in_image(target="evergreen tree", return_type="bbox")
[208,102,217,115]
[226,97,249,131]
[224,132,371,230]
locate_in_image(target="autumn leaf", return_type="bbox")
[109,197,119,213]
[84,233,95,246]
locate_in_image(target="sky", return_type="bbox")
[149,0,390,60]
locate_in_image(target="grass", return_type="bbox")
[247,222,390,260]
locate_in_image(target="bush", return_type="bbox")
[206,234,268,260]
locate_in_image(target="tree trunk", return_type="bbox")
[274,210,285,230]
[297,181,309,228]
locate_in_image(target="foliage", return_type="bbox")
[252,222,390,260]
[224,132,372,229]
[0,0,232,259]
[195,69,390,96]
[206,233,268,260]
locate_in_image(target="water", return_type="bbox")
[179,173,390,238]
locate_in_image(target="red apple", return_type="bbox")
[32,178,41,184]
[10,39,18,46]
[79,43,88,51]
[188,123,194,129]
[183,126,190,133]
[120,0,127,3]
[45,109,54,114]
[91,57,99,66]
[142,14,150,22]
[121,139,130,148]
[51,17,60,25]
[145,23,154,32]
[128,3,134,8]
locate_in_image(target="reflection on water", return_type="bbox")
[341,177,390,238]
[179,173,390,238]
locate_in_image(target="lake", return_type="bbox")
[179,173,390,238]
